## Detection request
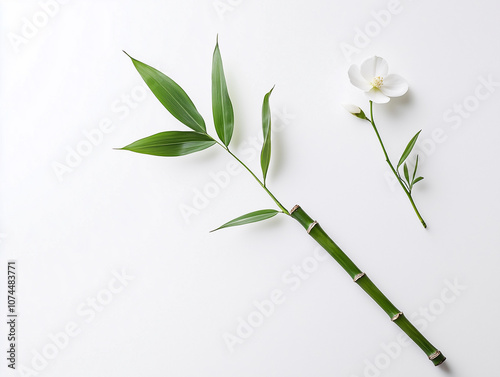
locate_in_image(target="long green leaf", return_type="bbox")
[211,209,279,232]
[260,87,274,184]
[211,37,234,146]
[397,130,421,168]
[124,52,206,133]
[118,131,215,157]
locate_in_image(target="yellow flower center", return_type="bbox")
[371,76,384,88]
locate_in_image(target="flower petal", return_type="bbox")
[365,88,390,104]
[360,56,389,81]
[348,65,371,91]
[379,74,408,97]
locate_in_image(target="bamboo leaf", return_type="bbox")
[124,52,206,133]
[403,162,410,183]
[211,209,279,232]
[412,176,424,185]
[397,130,421,168]
[260,87,274,184]
[118,131,215,157]
[412,155,419,182]
[211,37,234,146]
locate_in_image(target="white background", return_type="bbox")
[1,0,499,376]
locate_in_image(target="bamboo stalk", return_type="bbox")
[290,205,446,366]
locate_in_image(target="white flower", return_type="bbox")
[348,56,408,104]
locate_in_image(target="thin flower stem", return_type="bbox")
[215,141,290,215]
[368,101,427,228]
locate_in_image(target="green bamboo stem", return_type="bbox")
[290,204,445,366]
[368,101,427,228]
[215,138,444,365]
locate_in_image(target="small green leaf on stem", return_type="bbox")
[211,209,280,232]
[117,131,215,157]
[412,176,424,185]
[260,87,274,185]
[397,130,422,168]
[211,37,234,146]
[403,162,410,183]
[124,52,206,133]
[412,155,419,182]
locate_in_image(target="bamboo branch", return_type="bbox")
[120,43,446,367]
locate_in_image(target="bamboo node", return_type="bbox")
[353,272,366,282]
[435,356,446,366]
[391,312,403,321]
[429,350,441,360]
[306,221,318,234]
[290,205,300,214]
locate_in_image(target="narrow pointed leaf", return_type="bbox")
[403,162,410,183]
[397,130,422,168]
[118,131,215,157]
[211,38,234,146]
[412,176,424,185]
[211,209,279,232]
[412,155,419,182]
[260,87,274,184]
[124,52,206,133]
